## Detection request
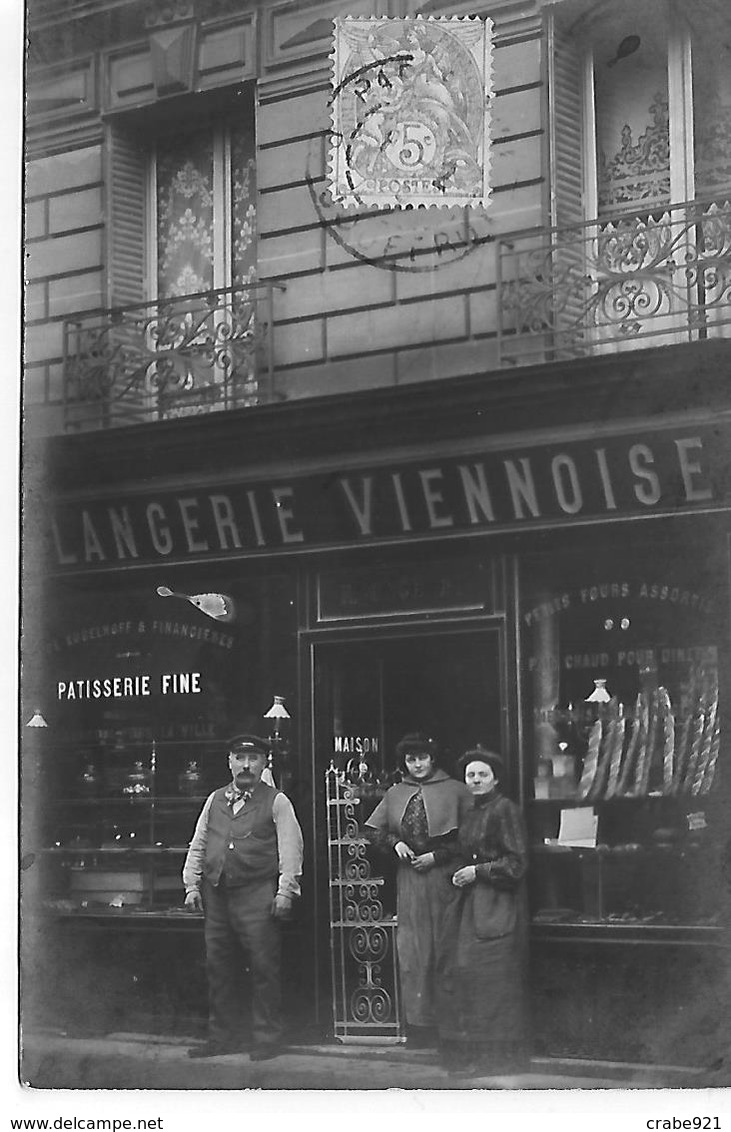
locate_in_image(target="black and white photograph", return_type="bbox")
[18,0,731,1111]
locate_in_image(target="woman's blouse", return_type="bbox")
[368,791,460,863]
[365,770,470,865]
[458,790,528,890]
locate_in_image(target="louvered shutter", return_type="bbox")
[100,123,150,426]
[106,123,148,309]
[546,14,593,357]
[547,15,587,227]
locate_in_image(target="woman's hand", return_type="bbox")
[452,865,477,887]
[394,841,415,861]
[271,894,294,921]
[411,852,435,872]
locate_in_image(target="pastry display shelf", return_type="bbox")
[530,917,726,947]
[529,795,690,807]
[39,903,205,930]
[40,845,189,855]
[49,795,207,807]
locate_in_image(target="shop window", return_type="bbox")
[29,570,299,912]
[520,537,729,933]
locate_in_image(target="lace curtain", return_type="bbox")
[156,123,257,299]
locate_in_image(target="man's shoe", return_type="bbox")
[187,1041,241,1059]
[249,1044,282,1062]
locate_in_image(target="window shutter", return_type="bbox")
[547,15,588,227]
[106,123,148,309]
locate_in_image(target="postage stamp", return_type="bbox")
[328,15,494,210]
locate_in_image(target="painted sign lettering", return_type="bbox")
[45,427,729,572]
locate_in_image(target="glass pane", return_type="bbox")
[231,122,257,288]
[594,9,669,216]
[521,537,727,929]
[156,129,215,298]
[693,33,731,199]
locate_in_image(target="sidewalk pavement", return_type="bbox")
[20,1031,712,1091]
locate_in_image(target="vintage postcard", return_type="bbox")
[18,0,731,1117]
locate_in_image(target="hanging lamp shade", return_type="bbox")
[264,695,291,721]
[585,679,611,704]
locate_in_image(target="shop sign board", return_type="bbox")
[45,423,731,572]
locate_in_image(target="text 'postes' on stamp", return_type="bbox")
[329,15,494,211]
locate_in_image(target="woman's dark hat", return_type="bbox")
[458,745,504,777]
[395,732,440,761]
[228,733,271,757]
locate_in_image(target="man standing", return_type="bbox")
[183,734,304,1061]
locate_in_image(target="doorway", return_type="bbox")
[314,628,505,778]
[307,622,507,1036]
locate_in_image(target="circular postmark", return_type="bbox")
[306,168,493,274]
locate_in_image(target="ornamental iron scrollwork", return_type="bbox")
[498,198,731,366]
[325,763,404,1043]
[62,283,281,432]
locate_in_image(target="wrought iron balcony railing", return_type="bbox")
[497,198,731,367]
[62,282,283,431]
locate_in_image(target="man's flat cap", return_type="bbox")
[228,733,271,756]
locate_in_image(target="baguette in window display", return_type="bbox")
[618,692,649,796]
[670,667,698,795]
[606,694,638,799]
[660,688,676,795]
[690,670,719,796]
[681,672,713,795]
[577,718,602,800]
[588,707,625,802]
[633,687,661,796]
[699,715,721,795]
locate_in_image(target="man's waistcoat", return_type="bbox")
[204,781,280,887]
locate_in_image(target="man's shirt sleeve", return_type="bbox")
[272,793,304,899]
[182,792,215,893]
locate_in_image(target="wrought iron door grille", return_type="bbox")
[325,765,404,1044]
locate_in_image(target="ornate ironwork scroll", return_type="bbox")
[62,282,280,432]
[497,198,731,367]
[325,764,404,1043]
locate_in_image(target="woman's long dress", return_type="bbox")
[366,771,470,1029]
[438,789,529,1069]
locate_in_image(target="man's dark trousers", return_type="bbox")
[202,876,282,1048]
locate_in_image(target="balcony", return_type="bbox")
[57,201,731,434]
[62,282,282,432]
[497,199,731,367]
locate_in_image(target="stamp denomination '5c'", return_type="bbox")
[329,15,494,210]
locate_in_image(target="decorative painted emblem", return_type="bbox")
[329,15,493,209]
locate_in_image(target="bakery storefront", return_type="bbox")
[22,346,731,1065]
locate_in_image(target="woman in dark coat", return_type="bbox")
[365,732,471,1046]
[438,747,530,1076]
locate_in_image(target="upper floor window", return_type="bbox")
[549,0,731,226]
[106,88,257,309]
[83,90,264,421]
[498,1,731,365]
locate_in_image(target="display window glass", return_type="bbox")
[520,535,729,931]
[26,571,297,911]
